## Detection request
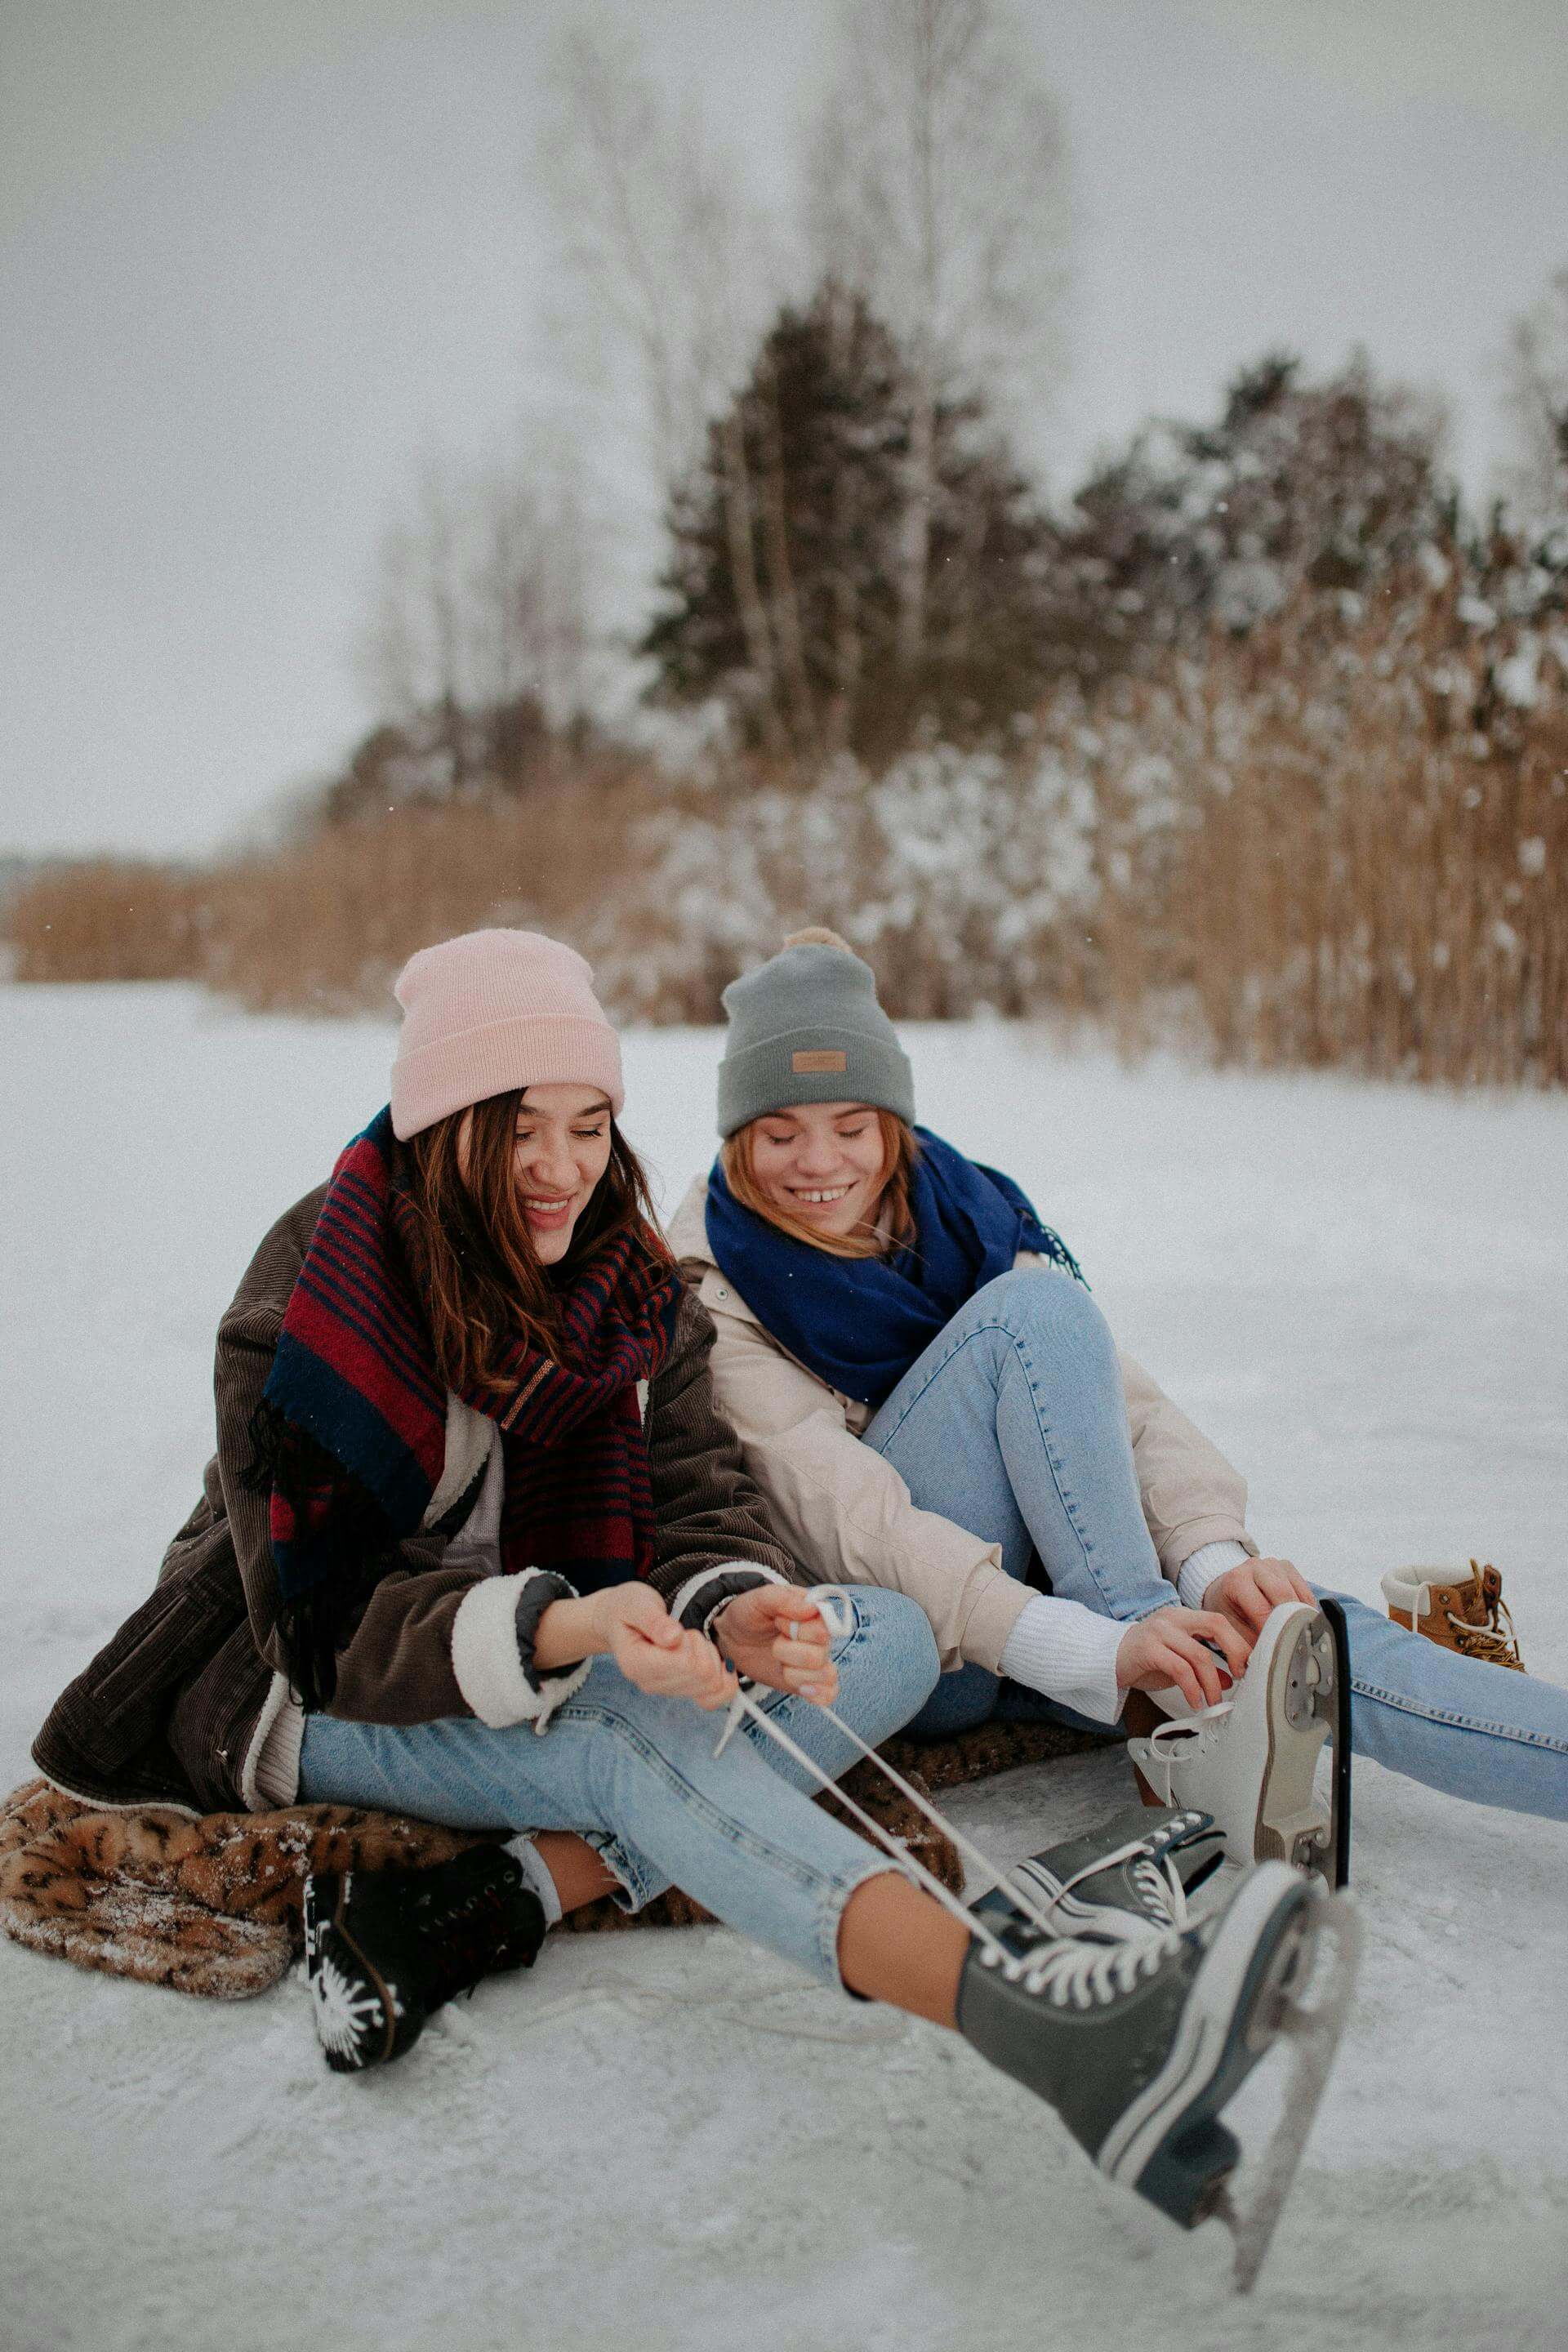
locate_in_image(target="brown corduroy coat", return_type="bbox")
[33,1185,802,1820]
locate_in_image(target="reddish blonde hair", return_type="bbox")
[720,1109,919,1259]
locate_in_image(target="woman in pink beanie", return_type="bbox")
[38,924,940,2042]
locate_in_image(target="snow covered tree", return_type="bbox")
[1498,265,1568,524]
[639,282,1056,759]
[1037,352,1454,684]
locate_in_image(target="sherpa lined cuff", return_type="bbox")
[669,1561,790,1645]
[450,1569,588,1732]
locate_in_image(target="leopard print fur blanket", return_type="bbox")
[1,1716,1108,2001]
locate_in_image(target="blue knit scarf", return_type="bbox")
[705,1128,1084,1411]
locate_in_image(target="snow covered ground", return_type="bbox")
[3,982,1566,2352]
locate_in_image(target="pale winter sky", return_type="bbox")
[2,0,1566,858]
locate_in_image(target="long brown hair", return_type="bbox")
[720,1108,919,1259]
[405,1087,669,1396]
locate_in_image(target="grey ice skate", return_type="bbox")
[958,1859,1345,2237]
[974,1805,1226,1944]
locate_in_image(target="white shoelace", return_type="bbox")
[1130,1852,1189,1930]
[714,1589,1183,1985]
[984,1924,1184,2007]
[1027,1837,1191,1935]
[1142,1698,1234,1766]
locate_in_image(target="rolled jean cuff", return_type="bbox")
[581,1826,665,1915]
[810,1851,907,1992]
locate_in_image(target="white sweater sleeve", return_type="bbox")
[999,1595,1129,1726]
[1176,1539,1252,1613]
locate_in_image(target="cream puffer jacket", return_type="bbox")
[666,1177,1256,1676]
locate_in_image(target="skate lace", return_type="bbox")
[1143,1699,1232,1762]
[711,1593,1068,1971]
[1030,1838,1189,1935]
[990,1924,1183,2006]
[1130,1853,1188,1930]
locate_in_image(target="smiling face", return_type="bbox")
[743,1101,890,1244]
[461,1081,616,1265]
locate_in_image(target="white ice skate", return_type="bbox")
[1126,1601,1352,1885]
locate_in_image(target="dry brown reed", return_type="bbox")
[9,861,212,983]
[1080,577,1568,1087]
[9,577,1564,1087]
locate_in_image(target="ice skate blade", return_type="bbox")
[1219,1891,1362,2296]
[1250,1616,1334,1877]
[1107,1864,1312,2224]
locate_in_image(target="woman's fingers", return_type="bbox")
[790,1665,839,1706]
[771,1633,830,1668]
[1153,1648,1205,1711]
[767,1588,827,1624]
[632,1626,733,1704]
[620,1586,683,1646]
[1158,1628,1227,1709]
[1258,1557,1316,1610]
[1227,1576,1276,1633]
[785,1664,838,1698]
[1191,1610,1250,1677]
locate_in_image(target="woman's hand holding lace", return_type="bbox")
[535,1586,739,1709]
[712,1585,840,1706]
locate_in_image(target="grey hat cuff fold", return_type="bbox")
[717,1031,915,1136]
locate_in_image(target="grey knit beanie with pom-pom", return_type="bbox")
[716,929,915,1137]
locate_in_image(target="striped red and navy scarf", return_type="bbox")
[248,1107,681,1708]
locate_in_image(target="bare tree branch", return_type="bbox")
[359,428,599,746]
[804,0,1071,672]
[541,25,780,492]
[1498,265,1568,519]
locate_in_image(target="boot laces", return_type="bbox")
[1446,1581,1522,1668]
[420,1875,532,2006]
[994,1922,1183,2007]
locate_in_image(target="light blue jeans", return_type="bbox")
[298,1584,940,1987]
[866,1268,1568,1821]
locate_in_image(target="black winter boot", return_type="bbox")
[302,1846,548,2074]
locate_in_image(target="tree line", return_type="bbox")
[9,2,1566,1086]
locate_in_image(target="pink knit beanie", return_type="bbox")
[390,929,625,1140]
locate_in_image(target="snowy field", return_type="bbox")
[3,982,1566,2352]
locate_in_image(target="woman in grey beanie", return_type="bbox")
[666,929,1568,1868]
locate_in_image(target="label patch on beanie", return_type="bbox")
[792,1049,848,1073]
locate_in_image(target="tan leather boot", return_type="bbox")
[1382,1561,1526,1671]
